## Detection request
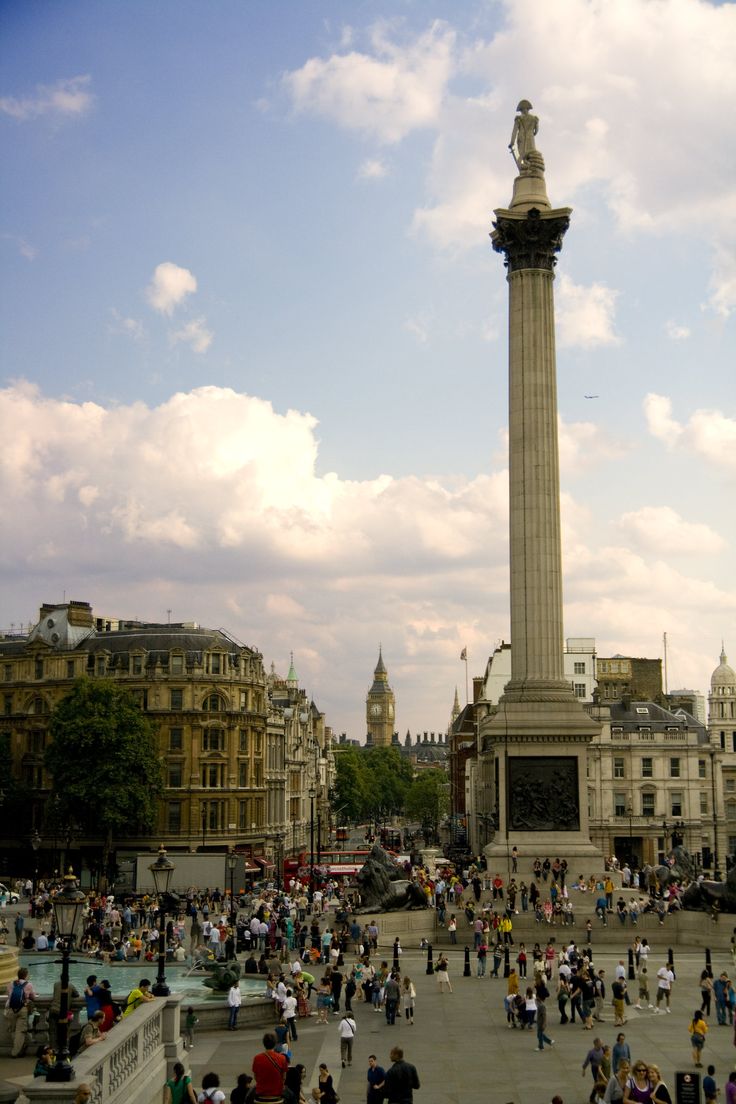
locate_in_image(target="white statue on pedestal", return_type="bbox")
[509,99,545,177]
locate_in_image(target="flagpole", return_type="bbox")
[461,648,469,705]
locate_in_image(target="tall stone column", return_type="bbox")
[480,101,602,865]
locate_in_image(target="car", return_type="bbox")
[0,882,20,904]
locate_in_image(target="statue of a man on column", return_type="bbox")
[509,99,545,176]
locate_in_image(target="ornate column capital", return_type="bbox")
[491,207,571,273]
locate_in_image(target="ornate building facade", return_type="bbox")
[365,648,395,746]
[0,600,333,879]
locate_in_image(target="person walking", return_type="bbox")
[401,976,416,1024]
[689,1008,708,1067]
[700,970,714,1017]
[582,1038,605,1084]
[367,1055,386,1104]
[338,1011,356,1068]
[435,954,452,993]
[282,988,298,1041]
[477,939,488,978]
[448,915,457,944]
[227,981,242,1031]
[535,993,555,1051]
[383,1046,420,1104]
[4,966,38,1057]
[655,962,675,1013]
[384,972,400,1025]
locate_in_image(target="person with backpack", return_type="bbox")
[4,966,38,1057]
[164,1061,197,1104]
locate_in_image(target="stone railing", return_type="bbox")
[7,995,184,1104]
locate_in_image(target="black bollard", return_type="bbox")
[503,945,510,978]
[463,945,471,977]
[705,948,713,979]
[627,948,635,980]
[426,943,434,975]
[667,947,675,978]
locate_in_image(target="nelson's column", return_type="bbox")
[480,101,602,864]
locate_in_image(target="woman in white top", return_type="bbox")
[401,975,416,1024]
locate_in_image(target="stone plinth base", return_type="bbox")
[483,836,603,873]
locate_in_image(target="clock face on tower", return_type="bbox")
[370,704,381,717]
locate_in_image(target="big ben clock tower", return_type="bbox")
[366,647,395,747]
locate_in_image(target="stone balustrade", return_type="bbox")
[6,995,184,1104]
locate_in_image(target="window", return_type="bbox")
[239,729,249,754]
[638,727,652,736]
[210,653,222,675]
[3,694,11,716]
[670,757,680,778]
[132,688,148,709]
[32,696,48,715]
[168,764,182,788]
[700,792,708,815]
[202,693,226,712]
[130,654,143,676]
[611,726,623,736]
[614,792,627,817]
[641,757,653,778]
[66,660,75,679]
[96,656,106,676]
[169,727,183,751]
[721,732,727,750]
[203,800,225,831]
[239,762,249,788]
[202,728,224,752]
[671,792,683,817]
[732,732,736,754]
[253,760,263,787]
[240,690,247,711]
[727,778,735,792]
[574,683,586,698]
[170,653,184,675]
[253,732,262,755]
[201,763,224,788]
[574,661,586,675]
[641,792,655,817]
[170,689,183,711]
[699,759,707,779]
[3,664,11,682]
[167,802,182,833]
[27,730,45,753]
[636,707,649,715]
[238,799,251,830]
[613,757,625,779]
[35,658,44,679]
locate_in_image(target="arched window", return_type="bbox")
[202,693,227,712]
[30,696,49,715]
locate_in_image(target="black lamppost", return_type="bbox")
[309,786,316,894]
[47,870,87,1082]
[149,845,175,997]
[227,850,237,922]
[31,829,41,895]
[626,800,634,864]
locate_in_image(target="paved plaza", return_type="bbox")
[3,922,736,1102]
[178,939,736,1103]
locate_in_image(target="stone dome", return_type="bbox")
[711,647,736,690]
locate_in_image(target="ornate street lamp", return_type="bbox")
[227,850,237,923]
[149,845,175,997]
[31,829,41,895]
[47,870,87,1082]
[309,786,316,895]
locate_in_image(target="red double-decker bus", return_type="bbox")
[284,848,394,886]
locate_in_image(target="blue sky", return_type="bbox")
[1,0,734,739]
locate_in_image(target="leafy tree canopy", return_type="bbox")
[405,769,450,836]
[332,745,368,823]
[45,679,163,848]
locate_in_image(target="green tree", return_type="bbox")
[332,745,369,822]
[45,679,163,883]
[405,769,449,844]
[364,746,413,819]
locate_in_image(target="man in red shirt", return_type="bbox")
[252,1032,288,1099]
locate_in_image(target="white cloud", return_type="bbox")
[618,506,725,556]
[556,273,619,348]
[0,380,732,740]
[283,21,455,143]
[0,75,93,121]
[665,320,691,341]
[146,262,198,315]
[644,393,736,471]
[1,234,38,260]
[404,316,428,344]
[707,239,736,317]
[109,309,145,342]
[171,317,213,354]
[357,158,388,180]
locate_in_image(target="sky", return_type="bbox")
[1,0,735,742]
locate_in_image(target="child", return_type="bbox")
[703,1064,718,1104]
[183,1005,198,1049]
